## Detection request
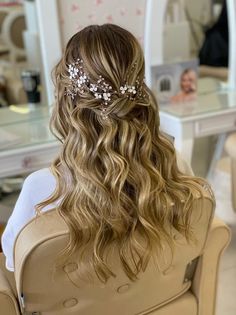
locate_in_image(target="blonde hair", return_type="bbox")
[38,24,214,282]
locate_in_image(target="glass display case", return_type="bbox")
[0,104,56,151]
[0,104,60,178]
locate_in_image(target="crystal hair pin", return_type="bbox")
[66,58,145,119]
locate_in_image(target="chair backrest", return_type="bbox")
[14,193,213,315]
[0,8,10,50]
[0,8,8,35]
[2,9,26,62]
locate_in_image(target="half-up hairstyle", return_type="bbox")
[37,24,214,282]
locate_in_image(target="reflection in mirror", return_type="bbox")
[163,1,227,81]
[183,0,228,81]
[0,0,45,109]
[0,0,27,108]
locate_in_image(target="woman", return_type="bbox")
[171,68,197,103]
[1,24,214,282]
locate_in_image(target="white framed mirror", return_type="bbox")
[35,0,168,105]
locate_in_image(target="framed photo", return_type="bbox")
[152,59,199,104]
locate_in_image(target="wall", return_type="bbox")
[57,0,146,48]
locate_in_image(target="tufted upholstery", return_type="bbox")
[225,132,236,212]
[0,193,231,315]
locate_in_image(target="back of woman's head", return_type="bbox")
[39,24,213,282]
[53,23,155,136]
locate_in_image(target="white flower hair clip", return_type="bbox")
[66,58,146,119]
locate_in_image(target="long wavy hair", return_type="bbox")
[37,24,214,282]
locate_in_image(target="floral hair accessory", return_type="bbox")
[66,58,146,119]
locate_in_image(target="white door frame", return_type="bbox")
[36,0,62,106]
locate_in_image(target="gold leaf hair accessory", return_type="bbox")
[66,58,146,119]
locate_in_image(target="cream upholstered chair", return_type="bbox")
[0,198,231,315]
[225,133,236,212]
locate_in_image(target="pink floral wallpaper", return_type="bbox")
[58,0,146,48]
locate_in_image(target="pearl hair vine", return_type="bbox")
[66,58,146,119]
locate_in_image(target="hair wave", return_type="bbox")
[37,24,214,282]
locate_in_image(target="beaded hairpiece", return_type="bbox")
[66,58,146,119]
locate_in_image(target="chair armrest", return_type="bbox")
[0,269,20,315]
[230,158,236,212]
[225,133,236,212]
[191,217,231,315]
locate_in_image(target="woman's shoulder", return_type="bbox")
[23,168,57,206]
[24,168,56,186]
